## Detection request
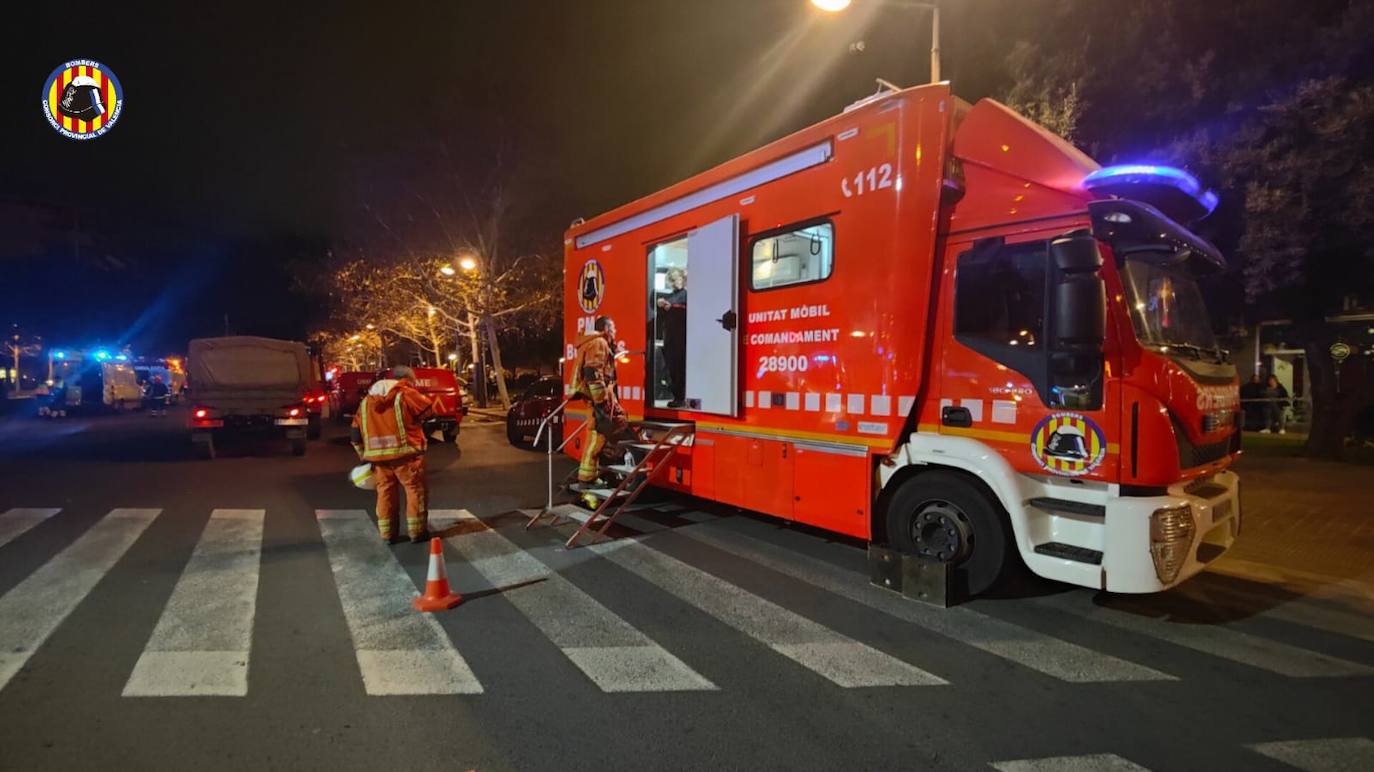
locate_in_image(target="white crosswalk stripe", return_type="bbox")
[0,508,161,692]
[124,509,265,697]
[591,534,947,688]
[1030,591,1374,677]
[316,509,482,695]
[1247,737,1374,771]
[435,509,715,692]
[0,507,61,550]
[990,753,1151,771]
[677,523,1174,683]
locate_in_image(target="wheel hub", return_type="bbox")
[909,500,974,563]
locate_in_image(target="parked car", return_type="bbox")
[506,375,565,449]
[376,366,465,443]
[329,371,376,421]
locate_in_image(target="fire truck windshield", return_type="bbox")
[1121,259,1220,359]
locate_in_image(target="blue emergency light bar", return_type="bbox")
[94,350,110,361]
[1082,164,1219,220]
[53,351,65,359]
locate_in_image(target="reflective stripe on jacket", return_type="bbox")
[352,383,435,462]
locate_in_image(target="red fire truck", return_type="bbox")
[560,83,1240,595]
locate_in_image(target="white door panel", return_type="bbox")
[685,214,739,415]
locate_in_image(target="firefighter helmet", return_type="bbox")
[58,75,106,121]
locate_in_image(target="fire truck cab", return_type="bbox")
[562,83,1241,596]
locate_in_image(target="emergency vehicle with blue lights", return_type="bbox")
[561,83,1241,595]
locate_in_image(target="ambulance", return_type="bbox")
[561,83,1241,596]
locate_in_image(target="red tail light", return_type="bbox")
[288,407,301,417]
[194,408,208,419]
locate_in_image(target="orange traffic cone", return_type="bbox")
[413,537,463,612]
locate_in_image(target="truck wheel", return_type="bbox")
[442,426,459,444]
[884,470,1011,596]
[291,438,307,456]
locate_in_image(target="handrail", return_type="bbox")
[528,395,591,530]
[533,396,575,447]
[564,423,694,548]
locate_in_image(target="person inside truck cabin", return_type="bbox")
[656,267,688,408]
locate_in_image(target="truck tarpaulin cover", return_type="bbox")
[188,337,310,390]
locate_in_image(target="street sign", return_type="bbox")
[1329,341,1352,363]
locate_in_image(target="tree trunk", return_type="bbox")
[1302,327,1345,460]
[484,315,512,409]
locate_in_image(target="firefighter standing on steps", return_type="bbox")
[350,365,439,543]
[571,315,629,487]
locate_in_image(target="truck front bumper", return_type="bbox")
[1102,470,1241,593]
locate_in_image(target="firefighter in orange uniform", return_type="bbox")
[571,316,629,486]
[351,365,439,543]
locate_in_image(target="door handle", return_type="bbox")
[716,310,738,331]
[941,405,973,428]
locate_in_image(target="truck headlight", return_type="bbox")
[1149,504,1196,585]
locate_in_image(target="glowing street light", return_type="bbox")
[458,256,478,272]
[439,264,456,277]
[447,353,458,362]
[810,0,941,84]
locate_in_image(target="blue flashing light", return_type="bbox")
[54,351,65,359]
[115,354,128,361]
[95,350,110,361]
[1083,164,1219,217]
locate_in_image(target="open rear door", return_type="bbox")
[685,214,739,415]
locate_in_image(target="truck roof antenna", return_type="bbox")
[875,78,903,93]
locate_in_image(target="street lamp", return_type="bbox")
[810,0,941,84]
[458,255,478,272]
[439,264,456,277]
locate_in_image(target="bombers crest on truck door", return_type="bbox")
[578,259,606,314]
[1031,412,1106,477]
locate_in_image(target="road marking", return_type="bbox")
[316,509,482,695]
[0,508,61,549]
[990,753,1151,771]
[1247,737,1374,771]
[1031,591,1374,678]
[678,525,1172,683]
[0,508,160,692]
[436,509,714,692]
[123,509,264,697]
[593,536,945,688]
[1179,579,1374,644]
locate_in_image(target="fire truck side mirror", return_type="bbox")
[1049,236,1106,353]
[1048,235,1106,410]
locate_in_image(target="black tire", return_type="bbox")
[506,419,522,447]
[200,436,217,460]
[885,470,1012,597]
[442,426,459,444]
[307,415,322,440]
[291,438,307,456]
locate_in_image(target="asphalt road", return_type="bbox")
[0,408,1371,771]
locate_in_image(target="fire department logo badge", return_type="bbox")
[42,59,124,140]
[1031,412,1106,477]
[577,259,606,314]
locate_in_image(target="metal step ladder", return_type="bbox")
[559,420,694,549]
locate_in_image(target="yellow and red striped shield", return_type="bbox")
[1030,412,1106,477]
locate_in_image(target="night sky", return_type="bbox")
[3,1,1029,354]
